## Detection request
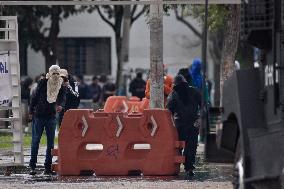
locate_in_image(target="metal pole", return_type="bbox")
[202,0,208,75]
[201,0,209,143]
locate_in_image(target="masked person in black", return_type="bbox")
[58,69,80,127]
[166,75,201,178]
[29,65,66,175]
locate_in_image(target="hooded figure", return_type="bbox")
[46,65,63,103]
[177,68,193,86]
[189,59,211,143]
[189,58,203,90]
[166,75,201,178]
[189,58,210,104]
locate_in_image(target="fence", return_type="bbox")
[0,16,23,166]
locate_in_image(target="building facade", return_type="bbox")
[26,9,215,99]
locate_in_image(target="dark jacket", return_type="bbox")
[29,78,66,118]
[64,76,80,110]
[78,83,88,99]
[102,82,116,101]
[167,76,201,128]
[87,83,101,103]
[129,78,146,99]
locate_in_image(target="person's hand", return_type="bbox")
[63,81,69,87]
[56,105,63,112]
[194,118,201,128]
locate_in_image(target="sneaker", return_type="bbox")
[185,170,195,179]
[43,169,57,176]
[29,168,36,175]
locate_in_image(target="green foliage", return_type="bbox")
[187,5,228,31]
[1,6,86,53]
[0,132,58,149]
[166,5,228,32]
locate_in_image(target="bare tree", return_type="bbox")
[174,6,224,105]
[208,28,224,105]
[219,4,241,105]
[174,6,202,39]
[174,5,241,106]
[95,5,146,90]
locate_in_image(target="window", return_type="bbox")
[57,37,111,76]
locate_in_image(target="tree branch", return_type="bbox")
[131,5,146,26]
[174,7,202,39]
[96,5,115,30]
[131,5,137,18]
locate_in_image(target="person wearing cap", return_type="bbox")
[58,69,80,127]
[28,65,66,175]
[166,74,201,178]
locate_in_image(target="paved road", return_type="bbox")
[0,144,234,189]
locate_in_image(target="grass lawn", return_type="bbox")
[0,132,58,149]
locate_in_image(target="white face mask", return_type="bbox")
[46,73,63,103]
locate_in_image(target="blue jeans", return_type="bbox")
[29,117,56,170]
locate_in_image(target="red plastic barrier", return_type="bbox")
[52,109,184,176]
[103,96,149,113]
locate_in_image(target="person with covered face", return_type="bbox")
[189,58,209,104]
[58,69,80,127]
[166,75,201,178]
[28,65,66,175]
[189,58,210,143]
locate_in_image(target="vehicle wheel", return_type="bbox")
[233,138,252,189]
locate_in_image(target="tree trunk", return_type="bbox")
[209,28,224,106]
[19,40,28,75]
[149,1,164,109]
[44,52,57,72]
[114,6,123,90]
[44,6,61,71]
[121,5,131,63]
[116,5,131,95]
[220,4,241,106]
[96,5,145,93]
[237,42,254,69]
[115,35,122,88]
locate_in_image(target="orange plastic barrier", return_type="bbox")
[103,96,149,113]
[52,109,185,176]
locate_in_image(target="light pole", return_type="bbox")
[201,0,209,142]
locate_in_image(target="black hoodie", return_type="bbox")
[167,75,201,127]
[29,78,66,118]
